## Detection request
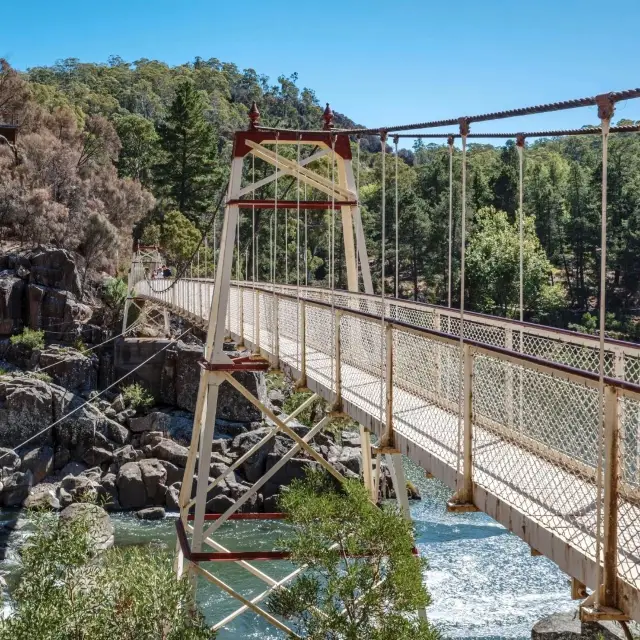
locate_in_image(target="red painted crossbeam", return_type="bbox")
[226,199,357,210]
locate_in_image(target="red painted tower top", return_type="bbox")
[322,103,334,130]
[248,101,260,130]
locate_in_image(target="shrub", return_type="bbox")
[0,508,214,639]
[283,390,325,428]
[268,472,439,640]
[72,337,89,355]
[121,382,154,411]
[102,277,128,312]
[27,371,52,384]
[10,328,45,350]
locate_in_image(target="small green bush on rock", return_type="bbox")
[10,328,45,350]
[121,382,155,411]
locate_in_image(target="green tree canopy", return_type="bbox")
[465,207,565,319]
[160,209,202,266]
[267,472,439,640]
[155,79,221,224]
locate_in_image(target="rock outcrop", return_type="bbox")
[531,612,628,640]
[0,247,92,337]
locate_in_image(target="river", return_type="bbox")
[0,458,574,638]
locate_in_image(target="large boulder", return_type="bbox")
[20,445,54,483]
[138,459,167,504]
[152,439,188,468]
[24,482,60,510]
[36,346,98,394]
[161,342,264,422]
[230,428,278,483]
[0,378,55,447]
[129,411,171,434]
[0,470,33,507]
[97,473,120,511]
[23,248,82,297]
[116,462,146,509]
[58,474,97,508]
[0,248,88,337]
[532,612,626,640]
[0,448,21,475]
[60,503,114,552]
[0,274,25,334]
[262,456,318,503]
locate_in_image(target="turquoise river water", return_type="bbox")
[0,459,575,638]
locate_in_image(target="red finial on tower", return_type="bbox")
[323,103,334,130]
[249,101,260,130]
[447,135,455,147]
[516,133,526,148]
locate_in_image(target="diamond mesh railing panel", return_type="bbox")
[305,303,335,394]
[339,313,385,419]
[472,352,602,559]
[392,328,460,467]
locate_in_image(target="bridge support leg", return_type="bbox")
[294,300,307,390]
[580,385,628,622]
[447,344,479,513]
[360,426,375,500]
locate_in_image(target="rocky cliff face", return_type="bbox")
[0,247,92,338]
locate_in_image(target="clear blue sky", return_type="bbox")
[4,0,640,138]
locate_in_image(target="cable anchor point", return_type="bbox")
[323,103,334,130]
[248,101,260,130]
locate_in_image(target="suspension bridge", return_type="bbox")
[125,90,640,634]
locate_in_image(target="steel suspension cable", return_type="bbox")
[516,135,525,344]
[304,182,308,287]
[456,121,469,479]
[296,134,301,371]
[394,136,399,299]
[330,134,337,399]
[594,97,614,610]
[379,132,387,434]
[356,135,362,287]
[447,136,454,310]
[273,134,279,352]
[252,153,257,349]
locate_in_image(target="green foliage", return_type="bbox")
[113,113,159,184]
[10,328,45,350]
[0,509,214,640]
[282,390,325,428]
[72,337,89,355]
[140,222,162,246]
[268,472,439,640]
[160,210,202,266]
[102,277,128,311]
[155,79,221,223]
[27,372,53,384]
[465,207,565,319]
[15,55,640,339]
[121,382,155,412]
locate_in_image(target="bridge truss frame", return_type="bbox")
[175,119,424,634]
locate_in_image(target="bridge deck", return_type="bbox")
[135,280,640,621]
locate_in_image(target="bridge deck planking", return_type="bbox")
[135,281,640,621]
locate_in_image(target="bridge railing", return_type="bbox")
[134,278,640,613]
[229,281,640,383]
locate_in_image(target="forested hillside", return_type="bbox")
[1,56,640,338]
